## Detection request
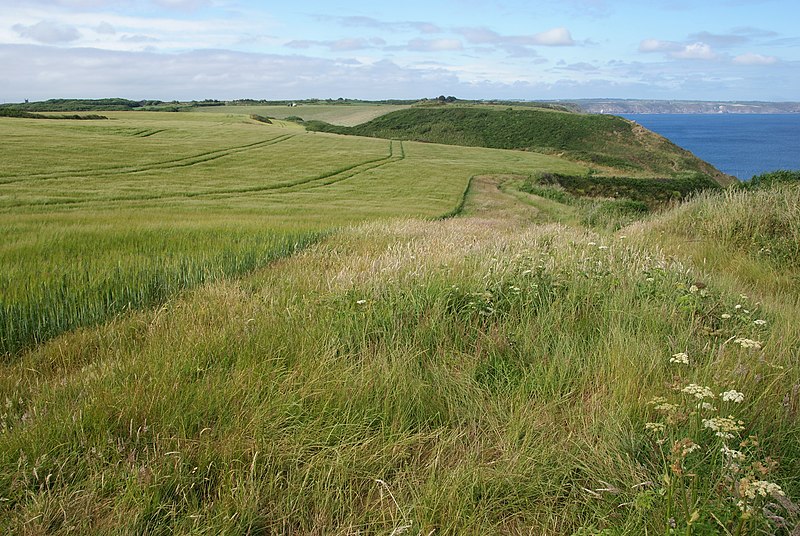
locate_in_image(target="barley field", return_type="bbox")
[0,111,797,534]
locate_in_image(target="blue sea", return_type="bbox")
[622,114,800,180]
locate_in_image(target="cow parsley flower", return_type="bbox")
[670,352,689,365]
[645,422,666,433]
[734,338,763,350]
[702,416,744,439]
[720,445,745,461]
[682,384,715,400]
[721,390,745,403]
[721,313,732,319]
[739,479,784,500]
[753,319,767,326]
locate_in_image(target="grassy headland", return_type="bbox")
[1,108,797,534]
[305,105,736,186]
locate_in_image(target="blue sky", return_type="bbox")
[2,0,799,102]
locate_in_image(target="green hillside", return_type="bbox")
[3,111,798,535]
[306,106,735,186]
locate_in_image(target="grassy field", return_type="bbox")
[0,112,584,356]
[1,110,798,534]
[193,104,413,126]
[305,106,736,185]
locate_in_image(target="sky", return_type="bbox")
[2,0,799,102]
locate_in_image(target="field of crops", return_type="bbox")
[0,112,585,356]
[1,110,798,534]
[193,103,412,126]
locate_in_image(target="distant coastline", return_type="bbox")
[563,99,800,114]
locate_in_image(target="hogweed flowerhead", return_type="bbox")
[721,390,745,404]
[645,422,666,434]
[734,338,763,350]
[673,438,701,457]
[702,416,745,439]
[670,352,690,365]
[720,444,746,462]
[738,478,784,500]
[682,383,715,400]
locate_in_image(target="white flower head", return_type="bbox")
[702,416,744,439]
[721,390,745,404]
[670,352,690,365]
[721,314,732,319]
[753,319,767,326]
[734,338,763,350]
[721,445,746,461]
[645,422,666,433]
[682,383,715,400]
[356,299,367,305]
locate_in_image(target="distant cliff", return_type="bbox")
[563,99,800,114]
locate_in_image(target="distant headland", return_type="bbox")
[561,99,800,114]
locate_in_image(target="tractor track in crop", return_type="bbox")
[0,135,296,185]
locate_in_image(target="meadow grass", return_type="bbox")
[193,104,412,126]
[1,170,798,534]
[1,111,797,534]
[0,113,584,357]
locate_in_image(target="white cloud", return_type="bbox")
[639,38,681,53]
[407,38,463,52]
[733,52,778,65]
[94,22,116,35]
[671,42,717,60]
[530,27,574,46]
[12,20,81,43]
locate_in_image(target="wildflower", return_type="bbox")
[587,242,597,246]
[721,313,732,319]
[735,304,743,310]
[598,245,609,250]
[682,384,715,400]
[645,422,666,433]
[674,438,701,457]
[356,299,367,305]
[689,285,699,293]
[720,445,746,461]
[646,277,655,282]
[739,479,784,500]
[655,402,679,413]
[697,402,716,411]
[753,319,767,326]
[670,352,689,365]
[721,390,745,403]
[702,416,745,439]
[734,338,763,350]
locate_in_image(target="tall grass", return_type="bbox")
[0,229,321,357]
[1,182,797,533]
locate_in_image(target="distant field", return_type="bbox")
[1,109,798,535]
[193,104,412,126]
[0,111,584,355]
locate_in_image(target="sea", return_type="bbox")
[622,114,800,181]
